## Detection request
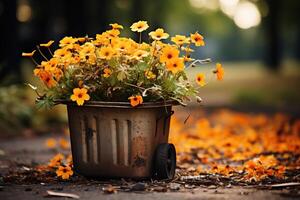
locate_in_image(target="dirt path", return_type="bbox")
[1,135,299,200]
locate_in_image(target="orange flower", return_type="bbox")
[103,68,112,78]
[110,23,123,30]
[190,32,205,46]
[45,138,56,148]
[40,40,54,47]
[160,46,180,63]
[128,95,143,107]
[59,138,70,149]
[196,73,206,86]
[130,21,149,32]
[171,35,190,46]
[22,50,36,57]
[214,63,224,80]
[66,154,73,166]
[56,165,73,180]
[39,70,57,88]
[149,28,169,40]
[43,58,58,72]
[70,88,90,106]
[166,57,184,74]
[48,153,64,168]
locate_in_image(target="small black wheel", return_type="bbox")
[153,143,176,179]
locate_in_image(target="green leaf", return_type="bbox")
[117,71,126,81]
[108,58,118,68]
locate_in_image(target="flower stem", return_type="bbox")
[139,32,142,43]
[36,45,49,61]
[47,47,54,56]
[30,57,39,66]
[186,58,211,68]
[124,82,145,90]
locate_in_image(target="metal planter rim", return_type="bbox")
[55,100,179,108]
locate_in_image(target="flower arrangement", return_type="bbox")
[23,21,224,107]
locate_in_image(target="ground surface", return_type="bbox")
[0,136,299,200]
[1,107,300,199]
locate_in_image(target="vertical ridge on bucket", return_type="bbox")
[111,119,118,165]
[119,120,130,166]
[91,116,98,164]
[96,116,101,164]
[80,116,88,163]
[127,120,132,165]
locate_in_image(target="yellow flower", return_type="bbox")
[149,28,169,40]
[43,58,58,71]
[190,32,205,46]
[171,35,190,46]
[54,48,69,58]
[48,153,64,168]
[196,73,206,86]
[160,46,180,63]
[103,68,112,78]
[128,95,143,107]
[81,42,95,54]
[79,43,97,64]
[131,50,149,60]
[77,37,87,43]
[45,138,56,148]
[98,46,115,60]
[183,56,194,62]
[105,29,120,38]
[95,33,110,46]
[65,53,81,65]
[115,39,131,53]
[56,165,73,180]
[166,57,184,74]
[70,88,90,106]
[59,36,77,47]
[139,42,150,50]
[213,63,224,81]
[145,70,156,79]
[79,52,96,65]
[22,50,36,57]
[110,23,123,29]
[130,21,149,32]
[40,40,54,47]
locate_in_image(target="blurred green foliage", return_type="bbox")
[0,85,66,136]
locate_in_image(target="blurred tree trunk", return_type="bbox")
[96,0,110,33]
[0,0,21,83]
[63,0,87,36]
[263,0,281,71]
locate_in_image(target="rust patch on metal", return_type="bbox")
[131,136,147,168]
[132,154,146,167]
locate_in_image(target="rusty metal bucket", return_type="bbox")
[61,101,177,179]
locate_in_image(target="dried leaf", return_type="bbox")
[102,185,117,194]
[46,190,80,199]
